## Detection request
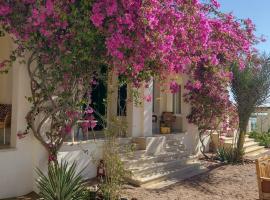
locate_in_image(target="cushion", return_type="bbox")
[0,104,12,121]
[262,180,270,193]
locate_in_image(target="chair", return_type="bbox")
[256,155,270,200]
[0,104,12,145]
[160,112,176,134]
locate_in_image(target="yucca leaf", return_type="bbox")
[36,161,88,200]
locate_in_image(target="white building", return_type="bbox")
[247,106,270,133]
[0,34,205,198]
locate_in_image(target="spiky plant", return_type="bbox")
[36,161,88,200]
[231,55,270,159]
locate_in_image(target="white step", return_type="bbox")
[244,141,259,148]
[166,140,182,145]
[245,149,269,158]
[244,145,265,154]
[127,162,204,187]
[164,145,185,152]
[121,150,147,159]
[245,137,255,142]
[123,152,190,168]
[130,157,196,176]
[223,136,254,144]
[144,166,208,189]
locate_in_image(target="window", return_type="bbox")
[250,117,257,131]
[173,89,181,114]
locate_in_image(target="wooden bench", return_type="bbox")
[256,155,270,200]
[0,104,12,145]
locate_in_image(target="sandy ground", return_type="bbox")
[4,163,260,200]
[122,163,259,200]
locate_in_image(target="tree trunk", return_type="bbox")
[236,119,249,160]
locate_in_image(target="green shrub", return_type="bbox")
[217,147,244,163]
[100,132,131,200]
[248,131,270,148]
[248,131,260,139]
[36,161,88,200]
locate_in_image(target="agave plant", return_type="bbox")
[36,161,88,200]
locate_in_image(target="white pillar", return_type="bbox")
[127,80,153,138]
[181,75,200,154]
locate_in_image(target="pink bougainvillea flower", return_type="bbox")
[89,120,98,129]
[0,62,5,69]
[85,107,94,114]
[64,124,72,134]
[17,131,27,139]
[193,80,202,90]
[90,12,105,27]
[0,4,12,16]
[48,154,57,162]
[211,0,221,8]
[170,81,180,93]
[145,95,152,102]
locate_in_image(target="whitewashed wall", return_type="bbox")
[0,43,38,198]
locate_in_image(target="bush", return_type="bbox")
[99,132,131,200]
[248,131,270,148]
[217,147,244,163]
[36,161,88,200]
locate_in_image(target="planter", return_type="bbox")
[160,126,171,134]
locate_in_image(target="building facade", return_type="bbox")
[0,34,203,198]
[247,106,270,133]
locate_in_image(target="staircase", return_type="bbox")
[222,135,268,158]
[121,134,207,188]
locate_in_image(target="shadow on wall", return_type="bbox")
[58,141,104,180]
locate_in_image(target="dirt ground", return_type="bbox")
[5,163,260,200]
[122,163,259,200]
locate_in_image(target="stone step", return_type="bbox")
[130,157,197,176]
[223,136,254,144]
[120,150,147,159]
[123,152,190,168]
[164,145,185,152]
[244,140,259,148]
[166,138,183,143]
[127,162,204,187]
[244,145,265,154]
[245,149,269,158]
[144,165,208,189]
[165,142,185,148]
[245,137,256,142]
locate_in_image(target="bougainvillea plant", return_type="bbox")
[91,0,257,156]
[184,64,239,157]
[0,0,258,161]
[0,0,107,162]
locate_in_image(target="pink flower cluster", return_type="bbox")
[0,3,11,16]
[63,107,98,134]
[0,0,258,138]
[91,0,256,89]
[184,64,239,131]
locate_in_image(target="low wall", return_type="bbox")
[58,140,105,180]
